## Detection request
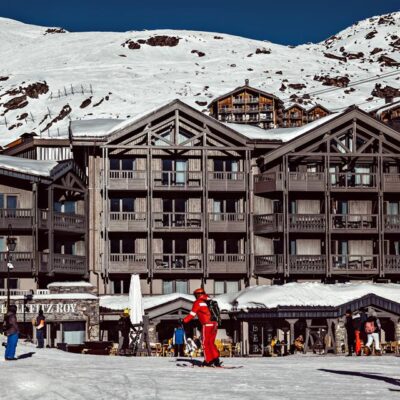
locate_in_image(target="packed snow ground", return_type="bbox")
[1,342,400,400]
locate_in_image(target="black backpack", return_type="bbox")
[206,299,221,325]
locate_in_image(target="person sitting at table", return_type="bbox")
[290,335,304,354]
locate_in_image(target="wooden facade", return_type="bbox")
[0,159,88,287]
[254,106,400,280]
[208,82,284,129]
[370,100,400,133]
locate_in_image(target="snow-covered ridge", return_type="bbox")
[0,12,399,147]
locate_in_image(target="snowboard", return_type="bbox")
[175,358,243,369]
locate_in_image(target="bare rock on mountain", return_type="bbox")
[324,53,347,62]
[45,28,67,34]
[191,50,205,57]
[279,84,287,92]
[16,113,28,120]
[0,76,9,81]
[255,48,271,55]
[370,48,383,55]
[195,100,207,106]
[365,31,378,40]
[378,15,395,25]
[371,84,400,99]
[24,82,49,99]
[122,40,141,50]
[288,83,306,90]
[80,98,92,108]
[214,36,223,40]
[42,105,72,132]
[4,95,28,111]
[146,36,180,47]
[390,38,400,48]
[314,75,350,87]
[343,52,364,60]
[377,55,400,66]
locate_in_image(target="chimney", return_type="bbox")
[385,96,394,104]
[245,79,249,86]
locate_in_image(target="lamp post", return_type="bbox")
[6,224,17,312]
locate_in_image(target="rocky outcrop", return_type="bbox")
[146,36,180,47]
[314,75,350,87]
[42,104,72,132]
[122,39,141,50]
[288,83,306,90]
[191,50,205,57]
[324,53,347,62]
[371,84,400,99]
[255,48,271,55]
[365,30,377,40]
[80,98,92,108]
[4,95,28,110]
[370,48,383,55]
[45,28,67,34]
[377,55,400,67]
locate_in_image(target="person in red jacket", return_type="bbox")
[182,288,221,367]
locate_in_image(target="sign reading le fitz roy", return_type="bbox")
[0,303,78,315]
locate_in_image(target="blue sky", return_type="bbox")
[1,0,399,45]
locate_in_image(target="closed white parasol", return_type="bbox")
[129,274,144,325]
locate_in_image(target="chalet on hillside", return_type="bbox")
[208,80,284,129]
[369,99,400,132]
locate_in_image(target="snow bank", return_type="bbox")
[70,119,125,138]
[215,282,400,311]
[47,281,93,287]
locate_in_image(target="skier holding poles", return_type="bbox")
[181,288,222,367]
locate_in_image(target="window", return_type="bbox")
[113,279,130,294]
[0,194,17,210]
[55,241,76,255]
[8,278,18,290]
[110,198,135,212]
[110,158,135,170]
[163,280,188,294]
[214,280,240,295]
[0,278,4,289]
[54,200,76,214]
[110,238,135,254]
[290,240,297,255]
[215,239,239,254]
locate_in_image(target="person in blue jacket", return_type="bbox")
[173,323,186,357]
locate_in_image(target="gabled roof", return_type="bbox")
[369,99,400,117]
[209,84,282,107]
[306,103,331,114]
[105,99,258,146]
[259,106,400,165]
[283,103,306,112]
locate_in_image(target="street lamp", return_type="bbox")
[6,224,17,312]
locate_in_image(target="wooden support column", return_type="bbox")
[148,135,154,280]
[326,138,331,279]
[326,318,336,354]
[286,318,298,346]
[32,182,39,279]
[245,149,251,281]
[378,132,384,278]
[202,124,208,281]
[304,318,312,353]
[283,155,289,278]
[48,185,54,275]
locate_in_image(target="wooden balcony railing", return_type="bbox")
[329,173,377,190]
[254,255,284,274]
[233,99,246,104]
[40,253,86,275]
[331,214,378,231]
[153,254,202,272]
[108,170,147,190]
[208,213,246,232]
[289,214,325,232]
[0,252,33,273]
[208,171,246,191]
[208,254,247,274]
[289,255,326,274]
[331,255,378,274]
[384,255,400,274]
[153,171,202,190]
[384,215,400,232]
[0,209,32,229]
[231,108,245,113]
[108,212,147,231]
[259,106,273,112]
[109,253,147,274]
[39,210,86,232]
[383,174,400,192]
[254,172,284,193]
[253,214,283,233]
[153,213,202,230]
[289,172,325,191]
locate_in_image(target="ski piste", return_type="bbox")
[175,358,243,369]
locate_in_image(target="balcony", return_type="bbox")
[329,173,377,191]
[331,255,378,274]
[153,171,202,191]
[152,212,202,231]
[218,108,231,114]
[231,108,245,113]
[254,172,284,194]
[208,213,246,232]
[153,254,202,273]
[208,171,246,191]
[109,254,147,274]
[259,105,273,112]
[383,174,400,192]
[0,209,32,230]
[384,215,400,232]
[384,255,400,274]
[108,170,147,190]
[208,254,247,274]
[40,210,86,233]
[233,99,246,104]
[289,255,326,274]
[289,214,325,232]
[331,214,378,233]
[253,214,283,233]
[247,97,259,104]
[254,255,284,275]
[0,252,33,273]
[289,172,325,191]
[40,253,86,275]
[108,212,147,231]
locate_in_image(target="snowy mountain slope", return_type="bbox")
[0,12,399,147]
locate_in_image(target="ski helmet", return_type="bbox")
[193,288,205,296]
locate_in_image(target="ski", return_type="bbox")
[175,359,243,369]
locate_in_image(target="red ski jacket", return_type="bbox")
[183,294,211,325]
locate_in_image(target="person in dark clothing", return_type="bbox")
[173,324,186,357]
[118,309,134,355]
[35,308,46,349]
[3,305,19,361]
[344,309,355,356]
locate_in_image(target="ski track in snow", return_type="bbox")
[0,12,399,146]
[1,343,400,399]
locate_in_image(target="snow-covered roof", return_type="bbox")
[222,123,278,140]
[70,119,125,138]
[369,100,400,117]
[47,281,93,288]
[215,282,400,311]
[100,293,195,311]
[0,154,58,177]
[0,293,97,300]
